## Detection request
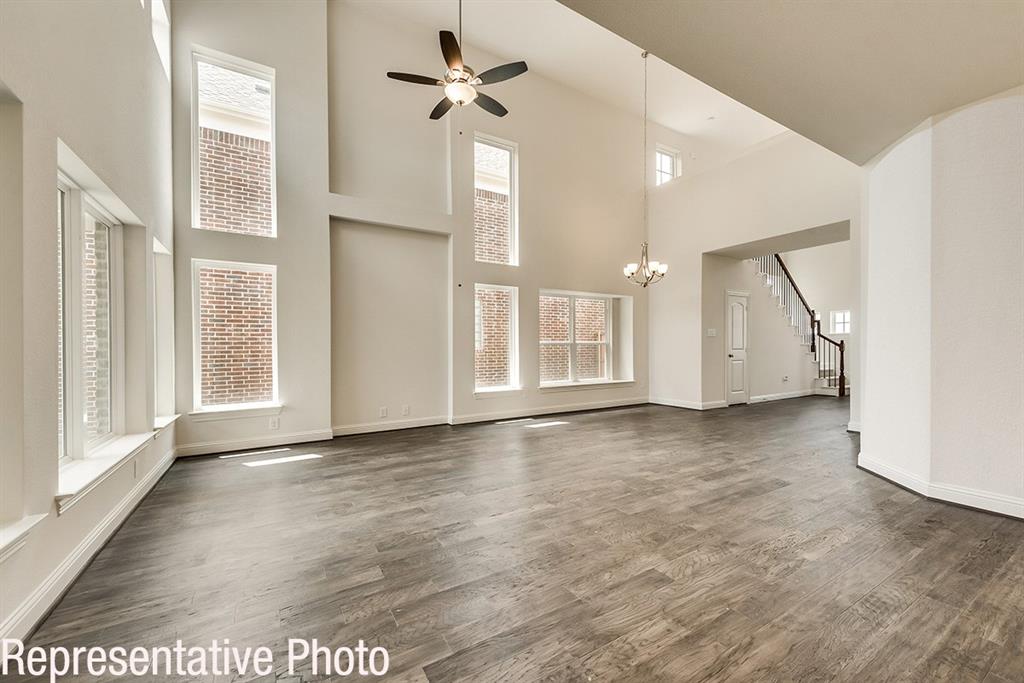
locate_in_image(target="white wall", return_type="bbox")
[330,221,450,433]
[701,255,817,405]
[171,0,334,455]
[0,0,173,640]
[860,87,1024,518]
[649,132,862,411]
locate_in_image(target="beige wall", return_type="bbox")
[0,0,172,639]
[860,87,1023,518]
[649,132,862,412]
[330,221,450,432]
[701,254,817,405]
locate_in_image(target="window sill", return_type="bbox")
[474,386,524,398]
[539,379,636,392]
[0,513,48,565]
[154,414,181,430]
[57,432,155,514]
[188,403,282,422]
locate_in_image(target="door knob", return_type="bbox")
[728,354,734,358]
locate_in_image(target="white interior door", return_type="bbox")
[726,292,749,405]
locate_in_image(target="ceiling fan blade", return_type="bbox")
[387,72,443,86]
[474,92,508,118]
[429,97,455,120]
[439,30,463,71]
[475,61,528,85]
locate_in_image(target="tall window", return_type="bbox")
[539,293,612,385]
[58,178,123,461]
[831,310,851,334]
[655,146,679,186]
[474,136,517,265]
[474,284,518,391]
[193,52,275,237]
[193,260,277,410]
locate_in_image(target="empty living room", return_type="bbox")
[1,0,1022,681]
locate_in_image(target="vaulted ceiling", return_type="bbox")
[559,0,1024,164]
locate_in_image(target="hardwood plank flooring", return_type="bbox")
[21,397,1024,681]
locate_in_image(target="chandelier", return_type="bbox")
[623,242,668,287]
[623,50,668,287]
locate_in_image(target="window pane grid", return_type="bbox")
[540,294,611,384]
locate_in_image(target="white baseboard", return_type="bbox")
[332,416,448,436]
[749,389,814,403]
[858,452,1023,520]
[847,421,861,433]
[0,448,176,642]
[649,397,726,410]
[175,429,334,457]
[451,397,648,425]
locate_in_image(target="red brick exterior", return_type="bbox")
[539,295,608,383]
[474,286,513,388]
[198,127,273,237]
[474,188,511,264]
[198,266,275,406]
[81,220,111,439]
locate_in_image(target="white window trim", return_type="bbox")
[474,132,519,267]
[190,46,277,238]
[830,310,852,335]
[58,174,126,464]
[539,292,614,387]
[191,258,279,413]
[474,283,520,393]
[655,144,681,186]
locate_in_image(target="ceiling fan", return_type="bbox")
[386,2,528,120]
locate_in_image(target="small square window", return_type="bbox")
[655,147,679,186]
[831,310,851,334]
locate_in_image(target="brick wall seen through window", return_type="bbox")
[474,285,516,389]
[81,215,112,441]
[539,294,611,384]
[474,139,514,264]
[197,265,275,407]
[196,58,274,237]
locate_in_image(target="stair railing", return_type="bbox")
[752,254,846,397]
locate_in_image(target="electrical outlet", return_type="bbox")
[401,405,410,416]
[269,416,280,430]
[707,328,717,337]
[133,460,138,479]
[379,406,388,418]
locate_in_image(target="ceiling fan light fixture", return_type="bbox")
[444,80,477,106]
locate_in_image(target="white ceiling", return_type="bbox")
[352,0,787,161]
[559,0,1024,164]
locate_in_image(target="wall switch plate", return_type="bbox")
[707,328,717,337]
[401,405,410,416]
[269,416,280,430]
[379,406,388,418]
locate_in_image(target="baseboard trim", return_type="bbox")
[332,416,448,436]
[649,397,726,411]
[847,420,861,433]
[175,429,335,457]
[451,397,648,425]
[0,448,176,642]
[749,389,814,403]
[858,452,1023,520]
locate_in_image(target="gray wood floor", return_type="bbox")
[25,398,1024,682]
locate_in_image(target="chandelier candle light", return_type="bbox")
[624,50,668,287]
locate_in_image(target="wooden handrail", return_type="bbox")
[773,254,813,317]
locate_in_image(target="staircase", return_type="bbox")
[751,254,846,397]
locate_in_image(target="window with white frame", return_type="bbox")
[655,146,679,186]
[831,310,851,334]
[58,178,124,462]
[192,51,276,237]
[474,135,517,265]
[539,293,612,384]
[474,284,519,390]
[192,260,277,410]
